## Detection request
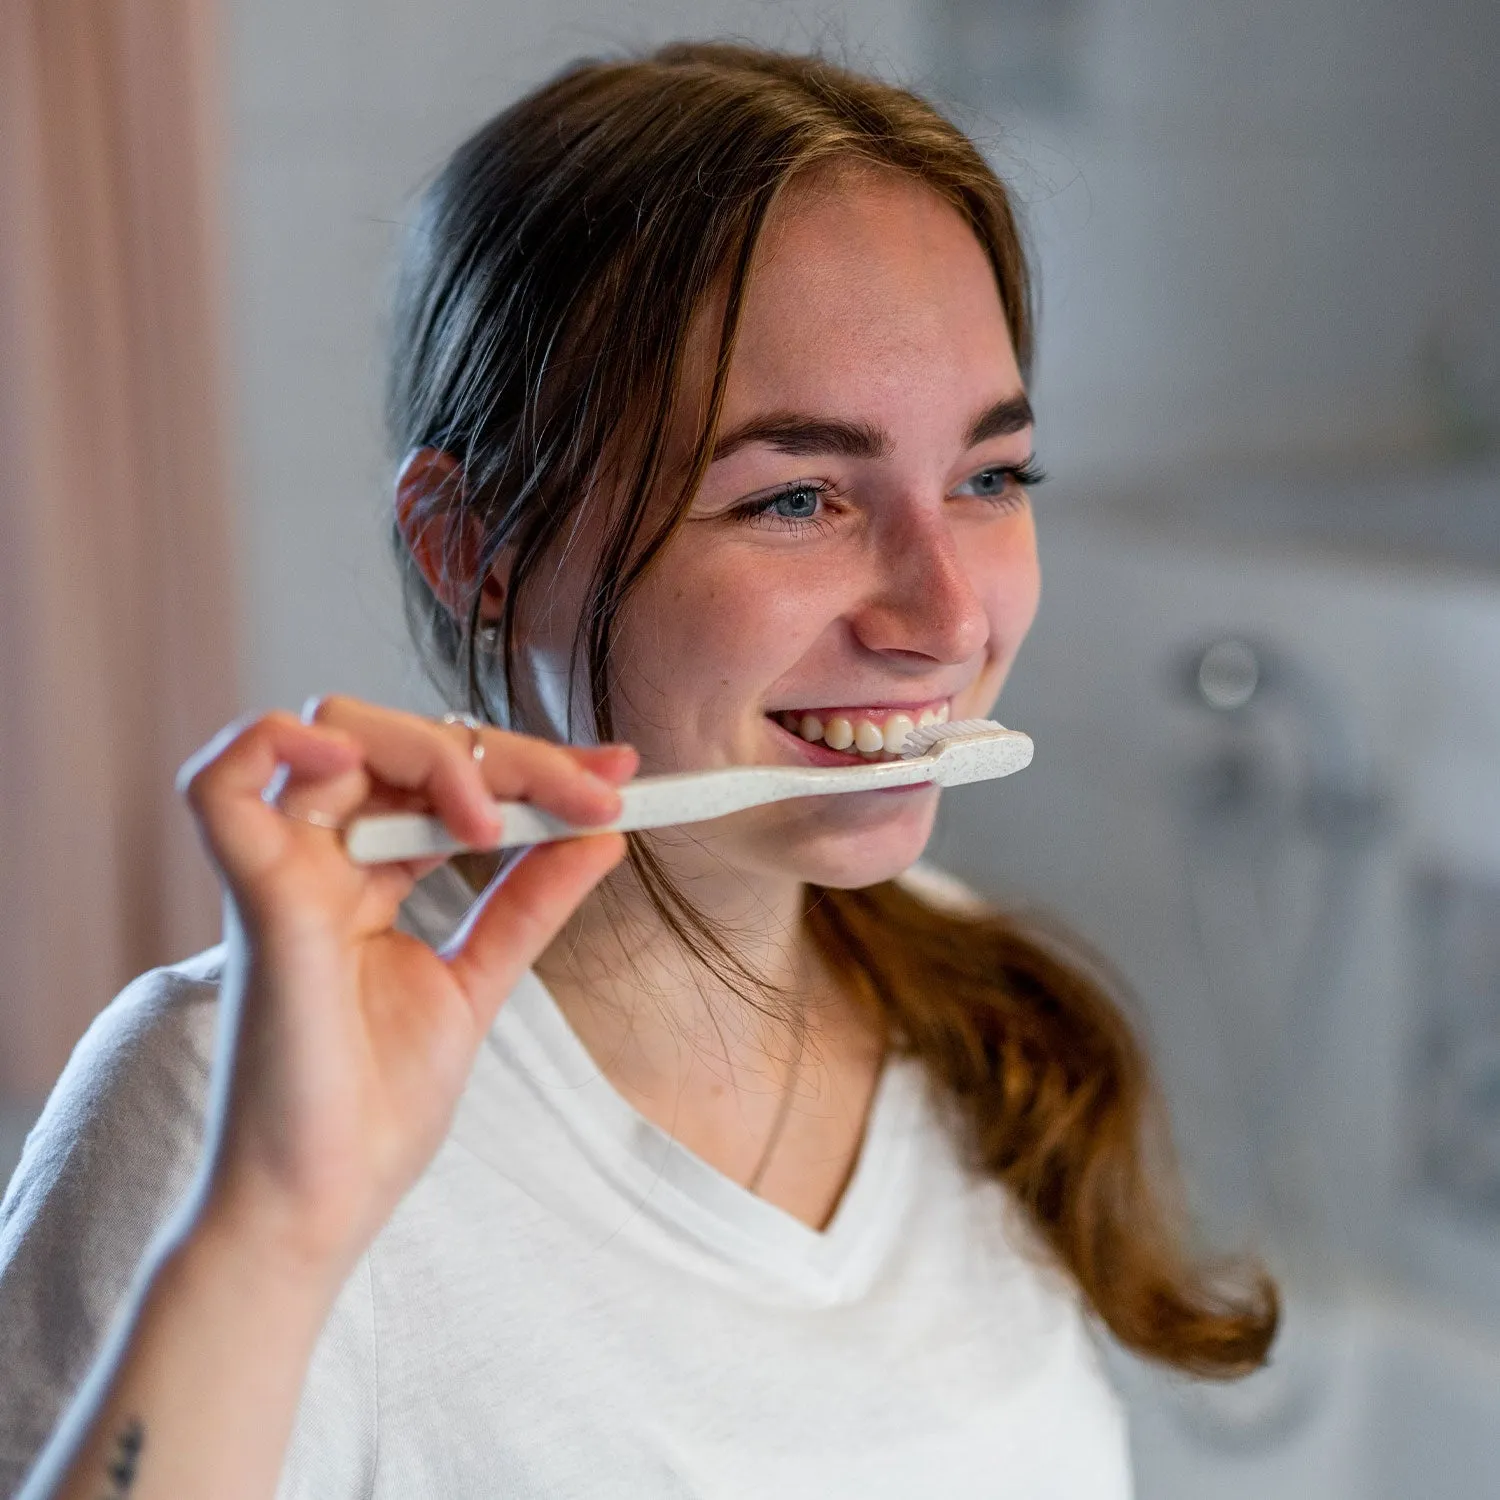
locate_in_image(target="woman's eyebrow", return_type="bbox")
[709,391,1033,465]
[710,412,889,462]
[965,392,1034,446]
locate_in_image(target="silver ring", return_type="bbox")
[441,711,486,763]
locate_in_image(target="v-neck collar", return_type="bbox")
[401,864,925,1305]
[492,968,923,1302]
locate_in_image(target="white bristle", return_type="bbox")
[900,717,1007,758]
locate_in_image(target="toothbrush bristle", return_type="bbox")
[899,718,1007,758]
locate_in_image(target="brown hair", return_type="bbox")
[388,41,1277,1377]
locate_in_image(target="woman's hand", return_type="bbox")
[177,696,635,1286]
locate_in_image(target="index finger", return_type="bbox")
[304,697,629,839]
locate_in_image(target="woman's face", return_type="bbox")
[522,168,1040,892]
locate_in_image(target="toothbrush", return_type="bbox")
[343,718,1033,865]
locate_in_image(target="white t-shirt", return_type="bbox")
[0,864,1132,1497]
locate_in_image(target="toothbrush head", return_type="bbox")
[899,718,1034,786]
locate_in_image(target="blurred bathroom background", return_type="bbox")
[2,1,1497,1494]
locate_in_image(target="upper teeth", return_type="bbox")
[778,703,949,756]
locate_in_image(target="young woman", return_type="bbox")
[2,43,1276,1500]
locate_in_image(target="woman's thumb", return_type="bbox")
[442,834,626,1029]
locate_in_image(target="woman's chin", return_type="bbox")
[747,788,942,889]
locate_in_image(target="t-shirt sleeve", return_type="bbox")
[0,951,223,1493]
[0,947,382,1500]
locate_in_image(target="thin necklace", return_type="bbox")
[744,1029,804,1196]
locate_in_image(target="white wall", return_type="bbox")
[928,0,1500,478]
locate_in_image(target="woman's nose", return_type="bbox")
[850,505,990,664]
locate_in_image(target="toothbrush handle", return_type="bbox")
[497,769,793,845]
[342,768,788,864]
[343,761,919,864]
[343,799,632,864]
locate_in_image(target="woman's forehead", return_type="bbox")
[721,174,1017,419]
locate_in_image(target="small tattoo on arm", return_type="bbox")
[98,1416,144,1498]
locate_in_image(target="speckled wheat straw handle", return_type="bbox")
[343,720,1033,864]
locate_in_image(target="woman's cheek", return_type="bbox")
[964,523,1039,706]
[607,561,777,736]
[678,550,829,658]
[984,512,1040,630]
[998,556,1041,645]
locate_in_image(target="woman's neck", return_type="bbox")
[475,850,887,1224]
[533,857,836,1089]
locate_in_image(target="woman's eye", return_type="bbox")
[728,480,836,535]
[767,485,821,519]
[961,468,1010,497]
[953,459,1046,501]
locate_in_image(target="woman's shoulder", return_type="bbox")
[0,946,226,1495]
[8,944,228,1204]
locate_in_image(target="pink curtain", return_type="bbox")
[0,1,239,1100]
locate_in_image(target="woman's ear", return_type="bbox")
[394,447,510,627]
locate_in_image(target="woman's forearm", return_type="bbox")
[15,710,628,1499]
[20,1207,345,1500]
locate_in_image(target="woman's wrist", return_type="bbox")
[183,1183,362,1316]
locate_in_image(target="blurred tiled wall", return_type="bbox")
[931,491,1500,1332]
